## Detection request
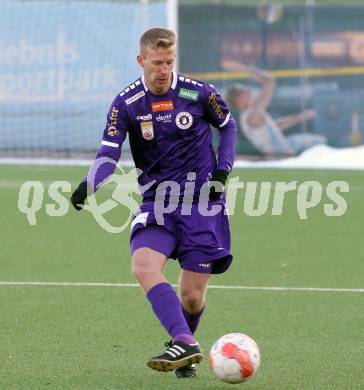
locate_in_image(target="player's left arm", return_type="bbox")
[204,84,238,200]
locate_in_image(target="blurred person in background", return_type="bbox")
[224,60,326,156]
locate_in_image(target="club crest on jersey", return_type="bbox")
[175,112,193,130]
[140,121,154,140]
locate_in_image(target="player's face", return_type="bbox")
[138,45,176,95]
[237,90,253,111]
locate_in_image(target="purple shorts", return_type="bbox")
[130,200,232,274]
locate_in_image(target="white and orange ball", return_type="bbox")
[209,333,260,384]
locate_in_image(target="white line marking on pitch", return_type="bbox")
[1,157,364,171]
[0,281,363,293]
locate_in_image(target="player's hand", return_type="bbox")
[71,182,88,211]
[209,170,228,201]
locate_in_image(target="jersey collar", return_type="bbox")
[141,71,178,92]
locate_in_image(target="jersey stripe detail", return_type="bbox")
[101,140,119,148]
[171,71,178,89]
[219,112,231,128]
[141,76,148,92]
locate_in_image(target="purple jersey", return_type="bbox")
[86,72,237,201]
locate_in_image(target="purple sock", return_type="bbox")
[147,283,195,344]
[182,305,205,334]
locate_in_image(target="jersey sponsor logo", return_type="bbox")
[137,114,152,121]
[175,111,193,130]
[156,113,172,123]
[125,90,145,105]
[178,88,199,101]
[140,121,154,140]
[107,107,119,137]
[151,100,174,112]
[208,92,224,118]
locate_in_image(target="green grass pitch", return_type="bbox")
[1,165,363,389]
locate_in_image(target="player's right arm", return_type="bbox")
[71,97,128,211]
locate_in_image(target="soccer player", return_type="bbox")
[71,27,237,378]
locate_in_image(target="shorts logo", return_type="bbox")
[125,90,145,105]
[151,100,174,112]
[179,88,199,101]
[198,263,211,268]
[175,112,193,130]
[140,121,154,140]
[107,107,119,137]
[156,113,172,123]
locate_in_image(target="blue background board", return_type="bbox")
[0,1,166,150]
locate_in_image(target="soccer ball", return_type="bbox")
[209,333,260,384]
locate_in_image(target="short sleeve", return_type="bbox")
[203,84,232,129]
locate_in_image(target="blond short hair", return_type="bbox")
[140,27,176,54]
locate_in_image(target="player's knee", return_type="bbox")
[131,250,161,281]
[131,255,148,281]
